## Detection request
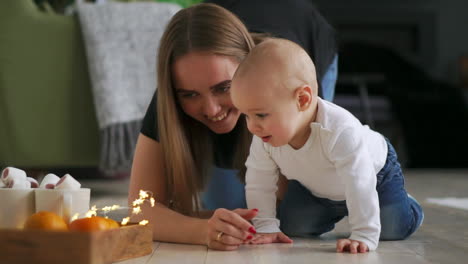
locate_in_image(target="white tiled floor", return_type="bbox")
[118,239,434,264]
[82,169,468,264]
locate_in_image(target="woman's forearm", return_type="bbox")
[129,135,209,244]
[198,210,215,219]
[133,203,208,245]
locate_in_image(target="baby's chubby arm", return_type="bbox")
[245,136,285,239]
[328,128,381,251]
[245,165,281,235]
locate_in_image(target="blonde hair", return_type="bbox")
[235,38,318,96]
[156,3,255,216]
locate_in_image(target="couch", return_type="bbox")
[0,0,99,168]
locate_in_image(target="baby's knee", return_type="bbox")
[379,205,415,240]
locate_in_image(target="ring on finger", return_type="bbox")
[216,231,224,241]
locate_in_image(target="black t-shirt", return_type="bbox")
[140,92,159,141]
[206,0,337,98]
[141,93,237,169]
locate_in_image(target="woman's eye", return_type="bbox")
[217,84,230,93]
[179,92,198,98]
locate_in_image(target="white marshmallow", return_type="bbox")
[55,174,81,190]
[7,179,31,189]
[26,177,39,188]
[39,173,60,188]
[1,167,27,185]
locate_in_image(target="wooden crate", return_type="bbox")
[0,224,153,264]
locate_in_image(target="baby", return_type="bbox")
[230,38,424,253]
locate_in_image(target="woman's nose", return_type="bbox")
[203,96,221,117]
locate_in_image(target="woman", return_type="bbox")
[129,3,258,251]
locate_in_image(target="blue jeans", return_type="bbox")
[278,139,424,240]
[321,54,338,102]
[201,167,246,210]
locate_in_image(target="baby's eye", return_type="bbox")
[256,113,269,118]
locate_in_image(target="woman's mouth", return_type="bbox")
[208,110,229,122]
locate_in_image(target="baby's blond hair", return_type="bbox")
[234,38,318,96]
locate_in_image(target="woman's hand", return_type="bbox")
[248,232,293,244]
[206,208,258,251]
[336,238,369,253]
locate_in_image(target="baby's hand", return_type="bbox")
[248,232,293,245]
[336,239,369,253]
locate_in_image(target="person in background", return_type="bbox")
[206,0,338,101]
[230,38,424,253]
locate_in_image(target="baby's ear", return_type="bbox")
[295,85,313,110]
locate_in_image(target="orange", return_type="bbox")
[104,218,120,229]
[23,211,68,231]
[69,216,119,232]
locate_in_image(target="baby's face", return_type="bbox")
[231,73,304,147]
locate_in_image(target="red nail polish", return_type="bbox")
[247,235,253,240]
[252,208,259,212]
[248,227,257,234]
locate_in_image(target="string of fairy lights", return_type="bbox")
[71,190,155,226]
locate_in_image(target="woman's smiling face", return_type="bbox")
[172,51,241,134]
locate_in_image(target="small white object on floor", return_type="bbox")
[426,197,468,211]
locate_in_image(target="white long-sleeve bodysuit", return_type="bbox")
[245,98,388,250]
